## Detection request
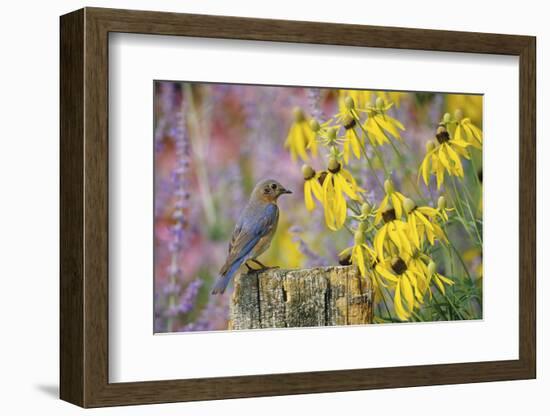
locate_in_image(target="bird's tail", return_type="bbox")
[211,260,242,295]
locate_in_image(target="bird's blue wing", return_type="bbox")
[219,203,278,276]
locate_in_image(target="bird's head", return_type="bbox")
[253,179,292,203]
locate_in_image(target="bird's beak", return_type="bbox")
[281,188,292,194]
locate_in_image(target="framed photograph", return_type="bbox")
[60,7,536,408]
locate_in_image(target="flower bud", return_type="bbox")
[427,261,436,276]
[437,196,446,210]
[426,140,436,152]
[309,119,320,132]
[436,125,447,135]
[454,109,463,121]
[384,179,394,194]
[292,107,305,122]
[328,158,341,173]
[443,112,452,124]
[361,203,371,216]
[344,96,355,110]
[301,164,315,180]
[403,197,416,214]
[376,97,385,110]
[354,229,365,245]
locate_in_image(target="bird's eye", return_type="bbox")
[270,183,277,190]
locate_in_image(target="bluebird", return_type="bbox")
[211,179,292,294]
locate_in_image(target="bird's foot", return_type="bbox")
[246,260,279,273]
[244,261,264,273]
[251,259,279,272]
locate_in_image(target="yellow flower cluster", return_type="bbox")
[302,159,364,231]
[284,90,482,322]
[362,99,405,146]
[289,94,407,234]
[419,110,483,189]
[286,95,405,170]
[345,180,453,320]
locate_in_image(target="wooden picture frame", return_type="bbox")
[60,7,536,408]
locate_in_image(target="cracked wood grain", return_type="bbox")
[229,266,373,329]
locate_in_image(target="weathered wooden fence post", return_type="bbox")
[229,266,373,330]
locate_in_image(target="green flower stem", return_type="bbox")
[469,150,482,189]
[347,201,361,216]
[343,223,355,235]
[372,146,392,178]
[354,118,392,179]
[446,183,464,218]
[360,115,426,204]
[385,135,427,204]
[411,310,425,322]
[430,298,451,321]
[442,241,457,279]
[442,226,472,281]
[445,181,479,247]
[378,284,394,321]
[349,199,363,215]
[451,177,482,247]
[433,284,467,320]
[454,172,476,208]
[387,134,404,158]
[352,128,384,191]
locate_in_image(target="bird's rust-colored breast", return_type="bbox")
[249,204,279,258]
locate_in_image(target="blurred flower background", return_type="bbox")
[154,81,482,333]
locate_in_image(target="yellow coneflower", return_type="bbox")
[334,97,363,164]
[403,197,447,248]
[301,164,323,211]
[321,158,364,230]
[419,126,471,189]
[408,253,430,298]
[284,107,316,161]
[350,226,371,278]
[406,255,454,299]
[373,206,413,261]
[374,179,407,224]
[362,98,405,146]
[453,109,482,150]
[375,255,425,321]
[340,233,388,297]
